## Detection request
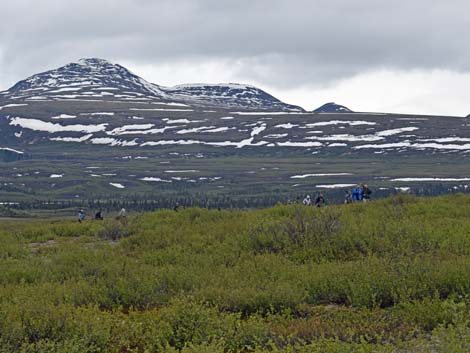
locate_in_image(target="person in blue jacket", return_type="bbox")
[351,185,363,202]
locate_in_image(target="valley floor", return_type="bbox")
[2,152,470,213]
[1,194,470,352]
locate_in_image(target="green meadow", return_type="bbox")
[2,194,470,352]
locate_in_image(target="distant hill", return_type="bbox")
[313,102,352,113]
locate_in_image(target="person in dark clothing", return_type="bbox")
[173,203,180,212]
[315,193,325,207]
[362,184,372,202]
[95,210,104,220]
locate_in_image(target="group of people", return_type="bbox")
[344,184,372,204]
[302,193,326,207]
[76,186,373,219]
[301,184,372,207]
[77,208,127,223]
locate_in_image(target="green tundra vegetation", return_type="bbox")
[1,194,470,352]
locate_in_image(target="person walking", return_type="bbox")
[78,209,86,223]
[95,209,104,220]
[344,190,352,204]
[302,195,312,206]
[117,208,127,224]
[362,184,372,202]
[315,193,325,207]
[352,185,363,202]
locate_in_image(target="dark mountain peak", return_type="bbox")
[313,102,352,113]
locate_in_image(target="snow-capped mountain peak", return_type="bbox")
[5,58,168,100]
[166,83,303,111]
[1,58,303,111]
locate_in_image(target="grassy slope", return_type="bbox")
[2,195,470,352]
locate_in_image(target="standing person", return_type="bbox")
[362,184,372,202]
[352,185,363,202]
[351,186,358,202]
[117,208,127,224]
[78,209,86,223]
[344,190,352,204]
[302,195,311,206]
[315,193,325,207]
[95,209,104,220]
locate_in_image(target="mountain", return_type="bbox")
[1,58,303,111]
[3,58,168,101]
[0,58,470,207]
[313,102,352,113]
[166,83,303,111]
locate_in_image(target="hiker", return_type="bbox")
[117,208,127,219]
[315,193,325,207]
[78,209,86,223]
[362,184,372,202]
[351,185,363,202]
[173,203,179,212]
[302,195,311,206]
[344,190,352,204]
[116,208,128,225]
[95,209,104,220]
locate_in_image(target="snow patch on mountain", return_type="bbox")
[10,117,108,133]
[391,177,470,182]
[0,104,28,110]
[316,183,356,188]
[305,120,376,127]
[0,147,24,154]
[51,134,93,142]
[51,114,77,119]
[291,173,353,179]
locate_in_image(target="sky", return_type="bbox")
[1,0,470,116]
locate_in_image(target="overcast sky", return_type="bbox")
[1,0,470,115]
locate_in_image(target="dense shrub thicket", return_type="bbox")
[1,194,470,352]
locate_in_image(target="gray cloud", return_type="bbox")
[2,0,470,90]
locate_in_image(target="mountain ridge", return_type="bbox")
[1,58,304,112]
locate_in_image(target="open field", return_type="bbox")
[2,151,470,211]
[2,194,470,351]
